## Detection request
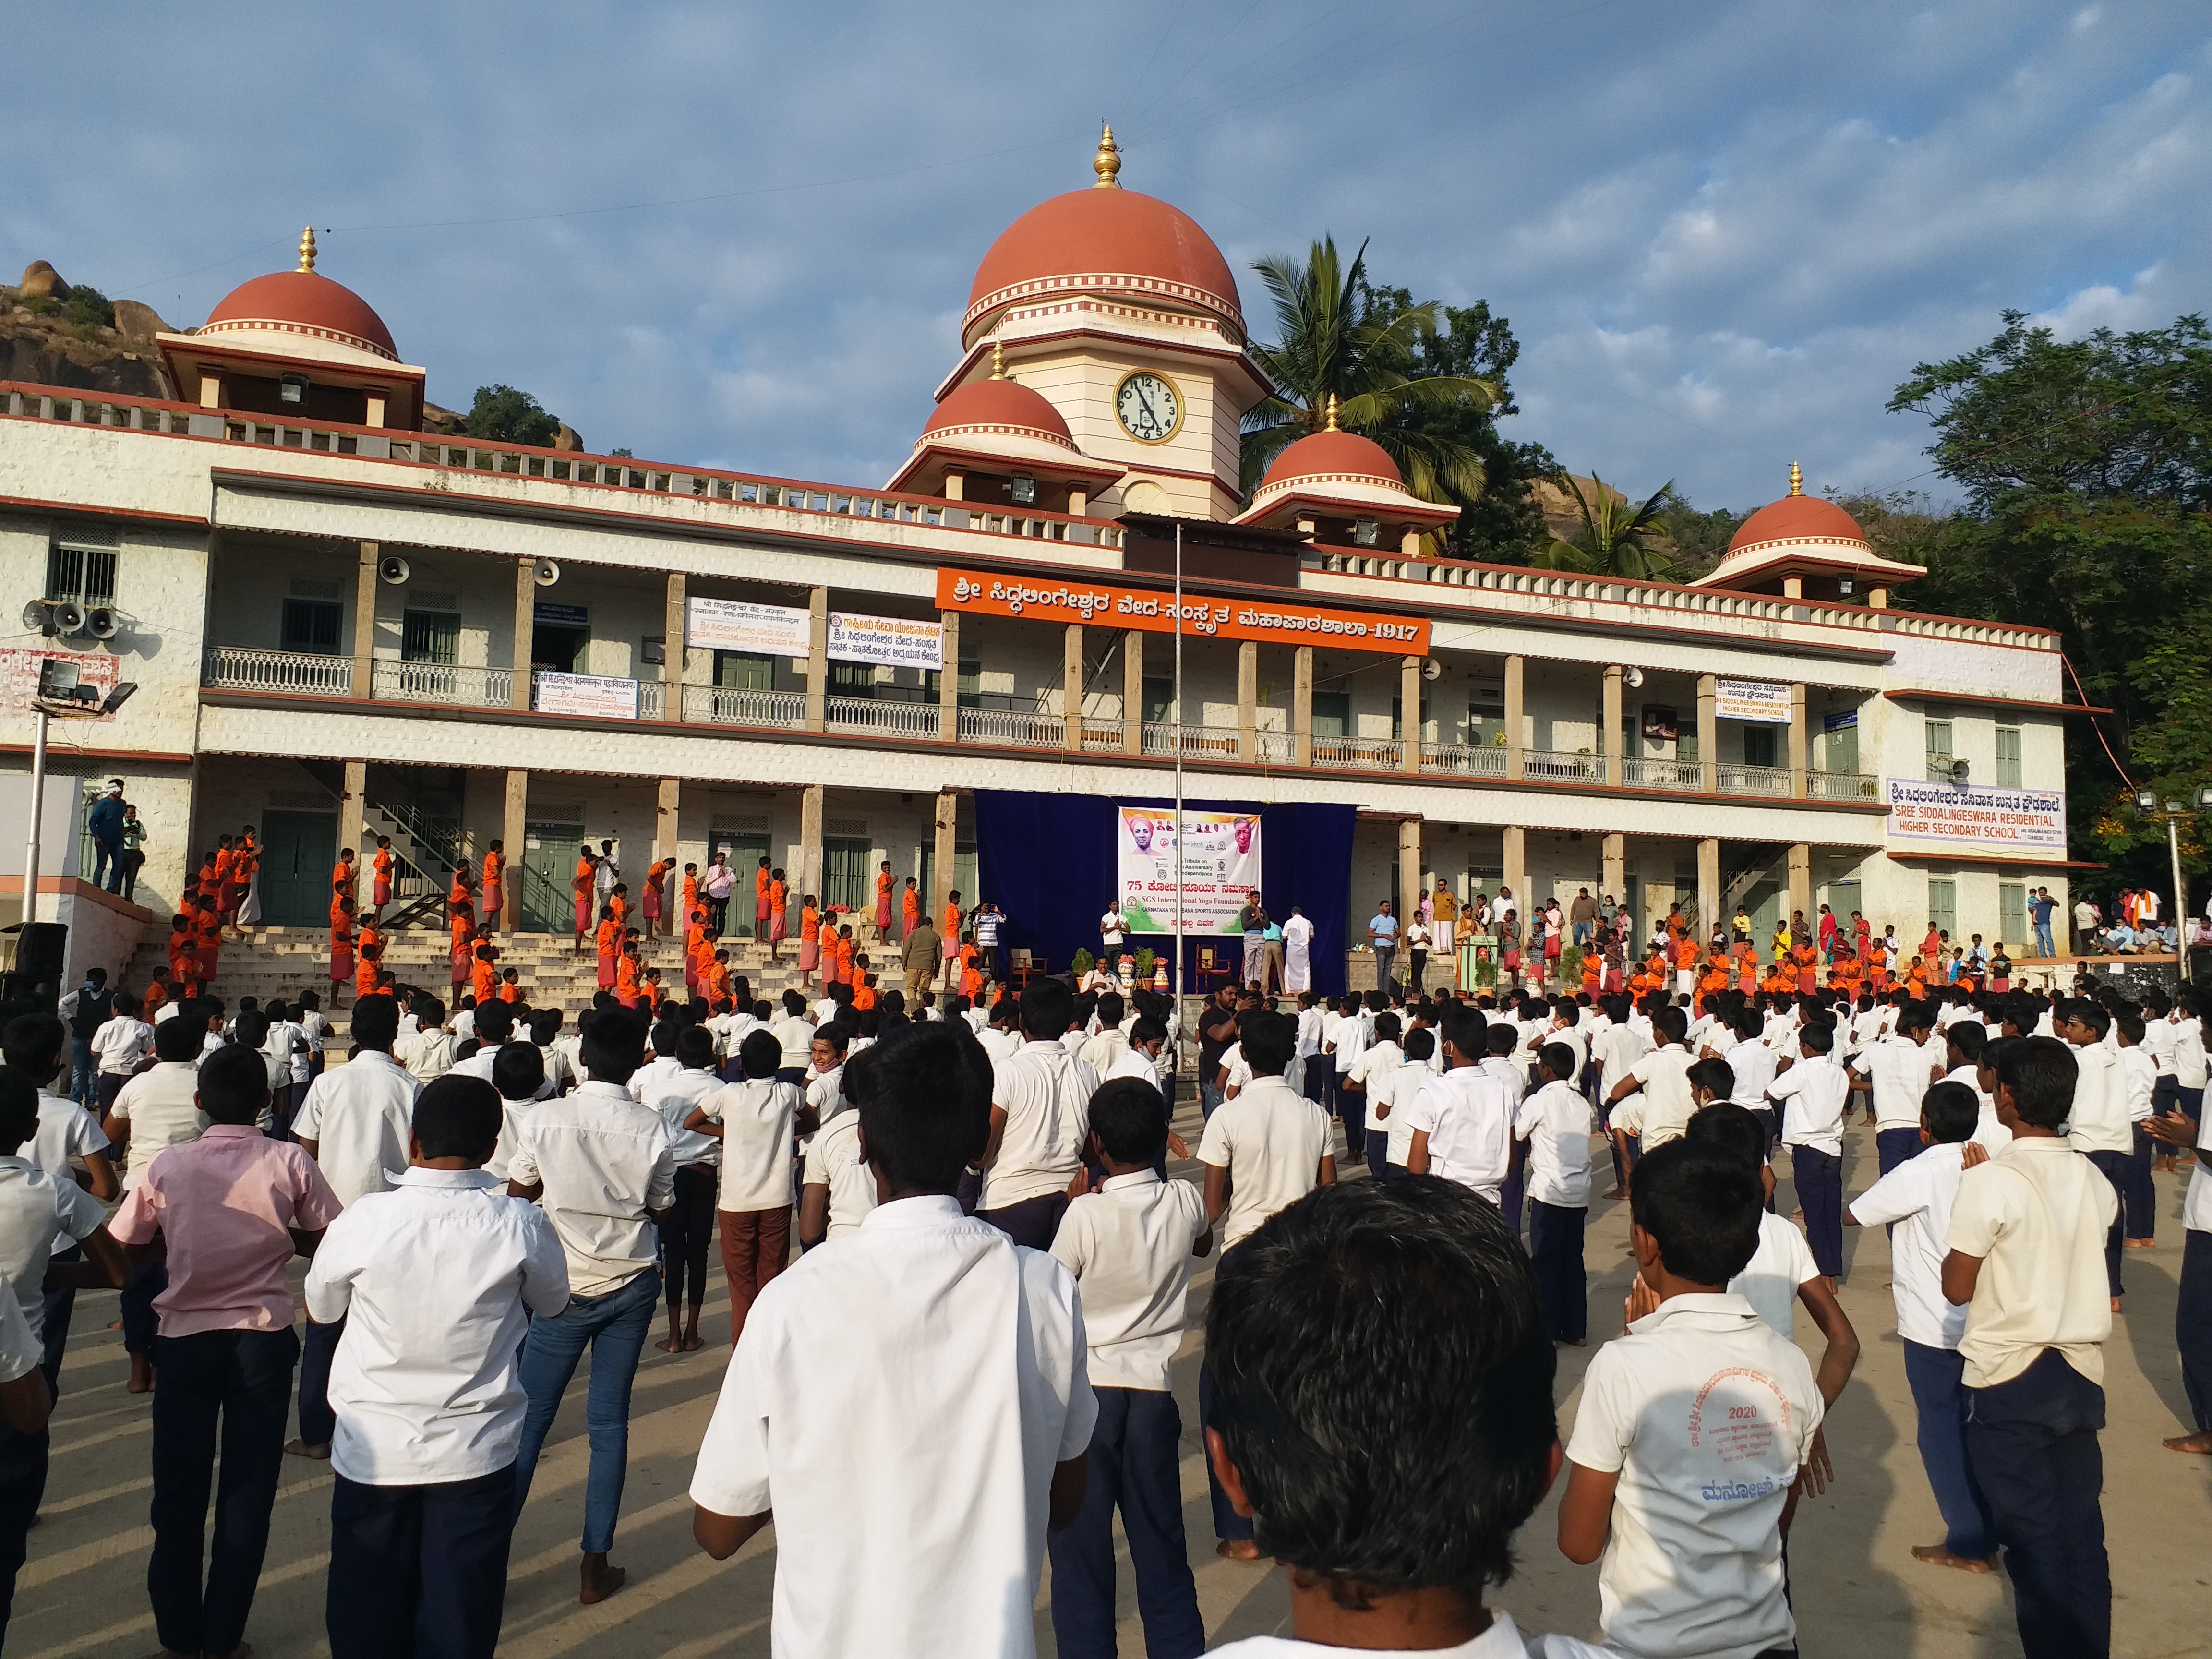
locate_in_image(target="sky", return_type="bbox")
[6,1,2209,513]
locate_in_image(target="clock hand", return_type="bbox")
[1135,386,1163,428]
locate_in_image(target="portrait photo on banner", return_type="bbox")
[1116,806,1261,935]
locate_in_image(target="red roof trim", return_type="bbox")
[1881,689,2109,716]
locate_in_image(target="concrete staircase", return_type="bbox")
[127,926,828,1038]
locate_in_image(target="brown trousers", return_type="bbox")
[719,1206,792,1346]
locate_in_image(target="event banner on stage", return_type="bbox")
[1116,806,1262,935]
[936,569,1429,654]
[1885,779,2066,850]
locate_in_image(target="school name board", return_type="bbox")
[1115,806,1262,936]
[1715,678,1792,723]
[534,671,639,721]
[1885,779,2066,851]
[827,612,943,671]
[935,569,1430,654]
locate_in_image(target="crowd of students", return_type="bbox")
[0,910,2204,1656]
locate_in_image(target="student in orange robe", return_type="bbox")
[609,886,630,931]
[959,939,983,1001]
[614,946,642,1009]
[472,945,499,1005]
[355,940,383,999]
[193,852,221,907]
[641,857,669,943]
[767,871,789,961]
[210,839,237,916]
[754,858,772,938]
[193,902,222,982]
[941,893,962,940]
[482,843,505,934]
[641,968,664,1016]
[499,970,523,1003]
[901,878,921,940]
[1793,941,1818,994]
[797,899,822,988]
[332,850,357,903]
[681,865,699,932]
[874,865,894,939]
[703,955,730,1008]
[595,910,620,989]
[572,851,597,953]
[1734,942,1758,995]
[851,974,877,1012]
[684,911,709,993]
[449,912,476,993]
[373,839,397,909]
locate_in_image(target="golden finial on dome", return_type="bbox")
[990,338,1007,380]
[1323,393,1340,433]
[297,226,318,274]
[1787,460,1803,497]
[1093,123,1122,189]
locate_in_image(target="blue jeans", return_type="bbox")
[1573,921,1593,950]
[513,1266,660,1554]
[2033,921,2055,957]
[1047,1387,1203,1659]
[92,834,123,893]
[1371,944,1395,987]
[1903,1339,1995,1560]
[69,1038,95,1109]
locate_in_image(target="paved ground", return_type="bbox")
[12,1109,2210,1658]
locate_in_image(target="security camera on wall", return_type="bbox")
[378,555,411,585]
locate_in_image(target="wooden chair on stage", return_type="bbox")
[1011,948,1046,988]
[1196,943,1237,995]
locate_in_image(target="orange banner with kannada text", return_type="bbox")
[934,568,1429,654]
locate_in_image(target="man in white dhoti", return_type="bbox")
[1282,904,1314,993]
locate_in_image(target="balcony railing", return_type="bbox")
[1623,756,1703,790]
[373,661,515,707]
[1420,741,1510,778]
[1314,735,1403,769]
[959,707,1064,747]
[204,646,353,696]
[687,685,807,728]
[1807,769,1880,801]
[1524,748,1605,784]
[826,696,941,739]
[1080,719,1127,752]
[1719,763,1794,797]
[1142,723,1240,759]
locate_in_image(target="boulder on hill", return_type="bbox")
[18,262,66,301]
[111,300,173,344]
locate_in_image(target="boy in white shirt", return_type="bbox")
[1046,1078,1211,1659]
[1403,1007,1514,1208]
[698,1030,802,1343]
[1343,1011,1403,1182]
[689,1020,1095,1658]
[1945,1021,2010,1154]
[1850,1002,1942,1178]
[1558,1138,1824,1659]
[1766,1022,1848,1283]
[1202,1179,1604,1659]
[1847,1081,1996,1575]
[1517,1042,1592,1345]
[1941,1035,2118,1656]
[2115,1011,2158,1250]
[1379,1028,1436,1175]
[88,990,154,1114]
[1607,1007,1694,1157]
[2055,998,2130,1309]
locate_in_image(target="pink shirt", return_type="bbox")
[109,1124,342,1338]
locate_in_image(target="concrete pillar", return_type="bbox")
[799,784,825,906]
[932,791,958,918]
[1238,641,1260,762]
[1788,682,1808,799]
[805,586,829,733]
[511,557,535,711]
[663,571,686,724]
[1398,819,1422,977]
[1602,663,1624,787]
[655,778,680,866]
[1503,824,1526,919]
[501,769,527,931]
[340,758,368,873]
[1401,655,1423,776]
[351,541,379,698]
[938,610,961,743]
[1697,836,1720,940]
[1122,629,1144,754]
[1788,842,1813,929]
[1696,673,1718,794]
[1063,624,1085,752]
[1602,831,1625,903]
[1292,646,1314,768]
[1504,655,1526,780]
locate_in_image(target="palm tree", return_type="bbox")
[1537,473,1680,580]
[1241,235,1497,505]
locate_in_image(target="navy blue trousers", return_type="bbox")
[2084,1149,2128,1300]
[1790,1143,1842,1278]
[328,1465,517,1659]
[2180,1227,2212,1434]
[1047,1388,1203,1659]
[1966,1349,2108,1659]
[1902,1339,1995,1560]
[1528,1200,1587,1342]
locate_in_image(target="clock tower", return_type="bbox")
[903,127,1273,522]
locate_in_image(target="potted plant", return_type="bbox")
[1134,946,1156,983]
[1559,942,1584,986]
[1473,953,1498,989]
[1070,947,1095,978]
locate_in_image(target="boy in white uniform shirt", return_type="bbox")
[1517,1042,1592,1345]
[2115,1011,2158,1250]
[1559,1139,1823,1659]
[1202,1179,1606,1659]
[1848,1081,1995,1575]
[1766,1022,1848,1284]
[2054,998,2131,1309]
[1403,1008,1514,1207]
[639,1025,723,1357]
[979,980,1099,1250]
[1196,1010,1334,1560]
[1850,1003,1940,1178]
[689,1021,1095,1658]
[1944,1022,2010,1154]
[2,1014,119,1392]
[305,1075,570,1659]
[1607,1006,1694,1164]
[1046,1078,1211,1659]
[1342,1011,1403,1181]
[699,1031,802,1343]
[1941,1036,2118,1657]
[1379,1028,1436,1175]
[88,990,153,1114]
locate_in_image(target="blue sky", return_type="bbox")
[7,1,2208,512]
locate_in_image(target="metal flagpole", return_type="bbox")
[1173,522,1185,1011]
[21,706,48,921]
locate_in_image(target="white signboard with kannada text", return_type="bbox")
[827,612,944,671]
[1886,780,2066,851]
[1115,806,1262,936]
[534,671,639,721]
[1715,678,1792,723]
[684,597,812,658]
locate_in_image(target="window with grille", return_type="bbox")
[1928,878,1957,939]
[714,651,774,690]
[1743,725,1778,769]
[828,661,876,699]
[1999,882,2026,948]
[1390,696,1431,742]
[1924,720,1955,782]
[822,838,871,912]
[400,611,459,664]
[1996,727,2022,788]
[926,656,982,707]
[1468,700,1506,747]
[1311,690,1350,738]
[46,543,117,606]
[282,599,343,653]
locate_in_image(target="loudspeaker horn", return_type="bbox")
[378,555,411,585]
[84,607,121,639]
[534,559,561,587]
[49,601,86,636]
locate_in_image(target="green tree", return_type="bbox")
[1241,236,1497,509]
[1537,473,1678,579]
[1888,310,2212,882]
[1652,497,1744,574]
[464,384,559,446]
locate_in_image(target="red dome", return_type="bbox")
[922,376,1074,446]
[1727,493,1867,552]
[1260,428,1403,490]
[965,188,1241,342]
[202,269,398,361]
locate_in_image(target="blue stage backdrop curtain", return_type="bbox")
[972,791,1354,997]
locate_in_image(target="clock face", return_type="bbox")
[1115,372,1182,443]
